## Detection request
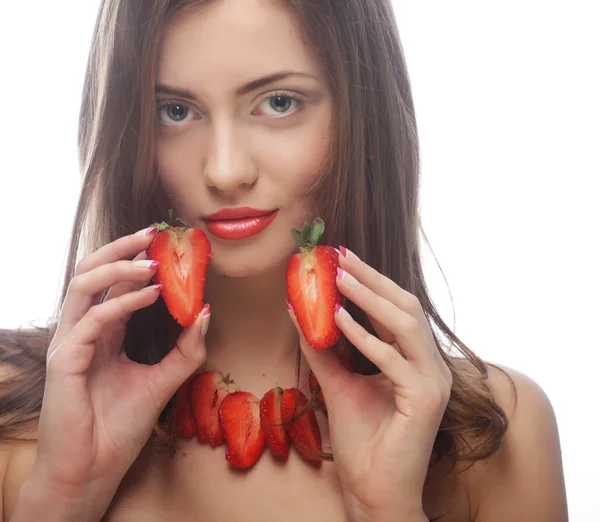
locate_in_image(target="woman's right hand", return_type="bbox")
[25,227,210,518]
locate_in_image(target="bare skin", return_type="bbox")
[1,362,566,521]
[0,0,567,520]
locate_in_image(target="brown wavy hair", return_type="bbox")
[0,0,512,474]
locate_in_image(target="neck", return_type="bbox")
[203,264,299,373]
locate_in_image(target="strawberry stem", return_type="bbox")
[291,218,325,253]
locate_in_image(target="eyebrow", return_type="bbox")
[155,71,319,100]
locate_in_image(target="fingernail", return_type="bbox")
[335,304,343,314]
[134,260,160,269]
[339,245,361,263]
[337,267,359,287]
[286,300,293,312]
[153,284,163,291]
[200,304,211,336]
[136,226,157,237]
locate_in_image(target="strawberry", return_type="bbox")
[190,371,238,447]
[175,375,196,438]
[260,387,290,457]
[280,388,322,462]
[286,218,343,350]
[309,340,353,408]
[146,209,211,327]
[219,391,266,469]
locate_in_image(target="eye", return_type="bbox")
[157,101,194,125]
[254,92,304,119]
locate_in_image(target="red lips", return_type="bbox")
[203,207,279,241]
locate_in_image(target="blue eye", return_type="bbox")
[157,101,192,125]
[257,92,304,118]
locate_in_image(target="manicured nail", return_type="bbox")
[136,226,157,236]
[200,304,211,336]
[337,267,359,287]
[339,246,349,258]
[286,300,293,312]
[134,260,160,269]
[153,284,163,291]
[143,283,162,292]
[335,304,343,313]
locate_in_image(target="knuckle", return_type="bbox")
[402,315,421,335]
[405,293,423,314]
[68,273,87,294]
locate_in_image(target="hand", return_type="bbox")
[30,227,210,517]
[288,247,452,522]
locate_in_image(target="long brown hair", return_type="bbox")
[0,0,511,471]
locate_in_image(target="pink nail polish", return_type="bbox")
[202,304,211,317]
[339,246,349,258]
[286,300,293,312]
[149,260,160,269]
[335,304,343,313]
[337,267,345,280]
[153,284,163,291]
[145,226,158,236]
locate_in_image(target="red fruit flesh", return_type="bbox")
[190,372,238,447]
[219,391,266,469]
[175,375,196,438]
[280,388,322,462]
[287,245,343,350]
[147,227,211,327]
[260,387,290,457]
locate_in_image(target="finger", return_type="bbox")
[59,258,160,334]
[102,251,150,303]
[73,227,158,277]
[147,304,210,406]
[336,266,439,377]
[334,304,416,388]
[339,246,449,373]
[48,284,163,374]
[286,302,350,400]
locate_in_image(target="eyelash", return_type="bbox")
[156,91,306,126]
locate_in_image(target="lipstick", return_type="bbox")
[203,207,278,241]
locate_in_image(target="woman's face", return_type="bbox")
[155,0,333,278]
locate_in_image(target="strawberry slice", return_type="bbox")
[175,375,196,438]
[219,391,266,469]
[286,218,343,350]
[146,210,211,327]
[280,388,322,462]
[190,371,238,447]
[260,387,290,457]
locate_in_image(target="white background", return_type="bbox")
[0,1,597,519]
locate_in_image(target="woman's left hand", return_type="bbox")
[288,246,453,522]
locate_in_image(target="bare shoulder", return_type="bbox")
[461,362,568,522]
[0,362,39,520]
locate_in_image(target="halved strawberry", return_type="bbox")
[219,391,266,469]
[190,371,238,447]
[175,375,196,438]
[146,210,211,327]
[309,340,353,408]
[260,387,290,457]
[280,388,322,462]
[286,218,344,350]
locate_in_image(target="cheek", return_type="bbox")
[155,132,203,201]
[259,110,332,197]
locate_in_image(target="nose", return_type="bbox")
[203,118,258,193]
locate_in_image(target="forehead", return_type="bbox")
[157,0,320,87]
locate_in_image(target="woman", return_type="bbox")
[0,0,567,520]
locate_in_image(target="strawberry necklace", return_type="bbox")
[148,216,347,469]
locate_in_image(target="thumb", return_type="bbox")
[149,304,210,405]
[286,301,348,400]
